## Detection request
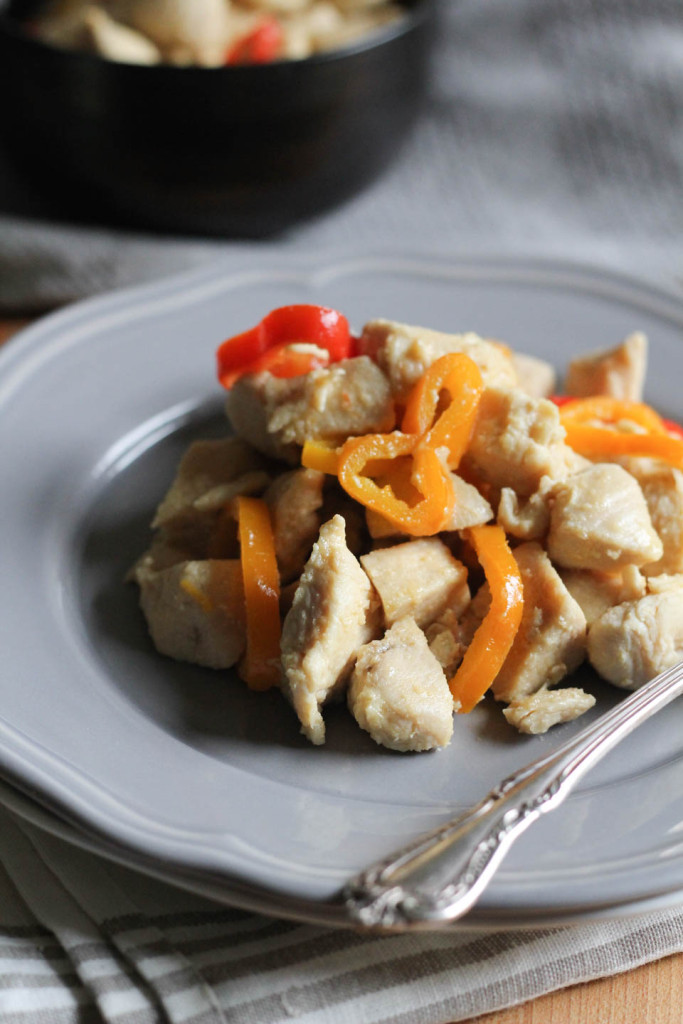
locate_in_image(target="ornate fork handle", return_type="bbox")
[343,659,683,930]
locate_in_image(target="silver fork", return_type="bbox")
[343,659,683,930]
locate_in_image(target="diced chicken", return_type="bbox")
[348,617,455,751]
[136,559,245,668]
[510,352,557,398]
[462,387,576,496]
[492,542,587,702]
[112,0,232,65]
[635,467,683,576]
[153,438,266,528]
[365,472,492,539]
[360,538,469,628]
[226,358,394,462]
[547,463,663,572]
[588,583,683,689]
[264,468,325,583]
[280,515,380,744]
[560,566,646,626]
[151,438,269,556]
[503,687,596,734]
[565,332,648,403]
[358,319,518,401]
[497,476,553,541]
[268,356,394,444]
[81,6,161,62]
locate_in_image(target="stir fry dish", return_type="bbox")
[31,0,403,65]
[130,305,683,752]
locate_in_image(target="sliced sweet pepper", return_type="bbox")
[401,352,484,468]
[301,438,341,475]
[449,525,524,713]
[225,15,283,64]
[337,431,455,536]
[217,304,353,389]
[236,496,281,691]
[556,396,683,468]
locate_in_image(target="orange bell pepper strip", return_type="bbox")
[301,439,341,475]
[556,396,683,468]
[337,431,454,536]
[236,496,281,691]
[401,353,484,468]
[449,525,524,713]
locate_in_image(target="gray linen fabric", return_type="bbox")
[2,0,683,310]
[2,804,683,1024]
[3,1,683,1020]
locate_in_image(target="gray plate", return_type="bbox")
[3,253,683,929]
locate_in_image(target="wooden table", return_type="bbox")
[1,314,682,1024]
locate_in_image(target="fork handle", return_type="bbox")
[343,660,683,930]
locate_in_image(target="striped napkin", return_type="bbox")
[2,801,683,1024]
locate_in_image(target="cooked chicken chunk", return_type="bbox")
[497,476,553,540]
[226,358,394,462]
[264,468,325,583]
[280,515,380,744]
[268,356,394,444]
[636,467,683,576]
[348,617,455,751]
[360,538,469,628]
[565,332,648,403]
[492,542,587,702]
[510,352,557,398]
[136,559,245,668]
[81,6,161,62]
[462,387,576,497]
[547,463,663,572]
[560,565,646,626]
[358,319,517,400]
[112,0,231,65]
[588,583,683,689]
[503,687,596,734]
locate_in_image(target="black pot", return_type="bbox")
[0,0,436,236]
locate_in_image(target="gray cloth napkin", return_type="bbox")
[3,801,683,1024]
[2,0,683,311]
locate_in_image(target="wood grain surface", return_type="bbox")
[2,314,681,1024]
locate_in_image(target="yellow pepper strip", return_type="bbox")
[558,396,668,434]
[301,438,340,475]
[337,431,455,536]
[236,496,281,691]
[449,525,524,713]
[401,353,484,469]
[561,423,683,468]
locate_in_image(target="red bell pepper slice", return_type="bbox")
[216,304,353,389]
[225,16,283,65]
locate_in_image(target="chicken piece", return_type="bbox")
[588,584,683,689]
[348,617,455,751]
[503,687,596,734]
[226,374,304,464]
[152,438,269,556]
[264,468,325,583]
[226,357,394,462]
[280,515,380,744]
[81,6,161,62]
[546,463,663,572]
[497,476,553,541]
[510,352,557,399]
[462,387,576,496]
[267,356,394,445]
[360,538,469,629]
[111,0,232,65]
[636,467,683,576]
[365,472,492,539]
[492,542,587,702]
[136,559,245,669]
[358,319,517,401]
[560,565,646,626]
[565,332,648,403]
[425,602,480,677]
